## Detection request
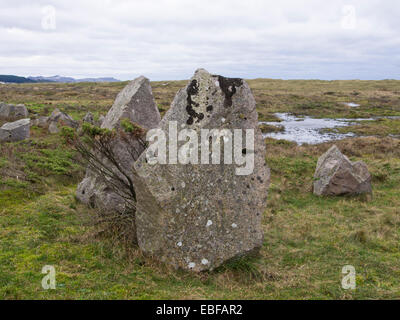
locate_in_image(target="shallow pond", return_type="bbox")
[261,113,361,145]
[262,113,400,145]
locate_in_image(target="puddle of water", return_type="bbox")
[261,113,358,145]
[343,102,360,107]
[261,113,400,145]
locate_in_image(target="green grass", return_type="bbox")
[2,79,400,125]
[1,80,400,299]
[331,118,400,137]
[259,123,284,134]
[21,148,79,176]
[250,79,400,122]
[0,157,8,168]
[1,135,399,299]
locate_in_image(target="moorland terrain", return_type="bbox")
[1,78,399,299]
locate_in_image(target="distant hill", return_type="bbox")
[77,77,121,83]
[28,75,76,83]
[28,75,120,83]
[0,75,37,83]
[0,74,121,83]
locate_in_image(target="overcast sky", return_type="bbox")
[0,0,399,80]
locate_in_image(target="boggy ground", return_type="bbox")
[0,79,399,299]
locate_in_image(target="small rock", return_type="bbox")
[82,112,94,125]
[0,102,28,120]
[48,121,59,133]
[97,115,105,126]
[47,108,78,133]
[14,104,29,118]
[313,145,372,196]
[0,118,30,142]
[31,116,49,128]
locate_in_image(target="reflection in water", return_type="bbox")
[261,113,358,145]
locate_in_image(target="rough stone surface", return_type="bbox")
[133,69,270,272]
[0,118,30,142]
[101,76,160,130]
[83,112,94,124]
[98,115,105,126]
[31,116,49,128]
[48,121,59,133]
[76,76,161,214]
[0,102,28,120]
[47,108,78,133]
[0,102,7,118]
[314,145,372,196]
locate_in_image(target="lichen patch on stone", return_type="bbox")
[186,79,205,125]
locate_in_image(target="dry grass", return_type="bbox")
[1,79,400,299]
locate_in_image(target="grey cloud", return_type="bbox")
[0,0,399,80]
